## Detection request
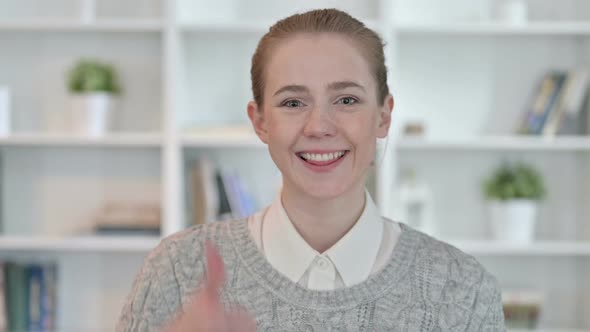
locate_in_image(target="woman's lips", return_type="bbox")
[297,150,349,173]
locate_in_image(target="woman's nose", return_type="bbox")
[302,105,337,138]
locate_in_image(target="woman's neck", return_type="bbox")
[280,183,366,253]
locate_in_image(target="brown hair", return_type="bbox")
[250,8,390,108]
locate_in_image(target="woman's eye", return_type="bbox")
[283,100,304,108]
[337,97,358,105]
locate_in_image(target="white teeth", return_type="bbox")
[300,151,346,162]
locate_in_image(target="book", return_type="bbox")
[556,69,589,135]
[5,263,27,332]
[188,160,260,224]
[94,225,160,236]
[215,170,233,221]
[189,158,219,225]
[221,170,247,219]
[0,154,3,234]
[502,289,544,329]
[235,175,257,217]
[542,68,590,136]
[41,264,57,331]
[518,71,552,134]
[26,264,43,331]
[0,263,6,331]
[518,70,568,135]
[92,202,161,236]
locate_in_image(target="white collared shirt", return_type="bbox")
[248,188,401,290]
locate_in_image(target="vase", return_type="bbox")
[0,86,10,136]
[488,199,538,243]
[70,93,114,137]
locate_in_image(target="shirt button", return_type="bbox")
[317,257,329,269]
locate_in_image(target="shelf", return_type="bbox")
[0,133,163,148]
[0,19,164,32]
[446,240,590,256]
[179,20,274,34]
[510,329,589,332]
[396,136,590,151]
[0,235,160,253]
[182,128,266,148]
[396,21,590,36]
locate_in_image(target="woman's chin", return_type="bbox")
[299,182,352,200]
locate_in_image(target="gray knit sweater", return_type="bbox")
[116,220,506,331]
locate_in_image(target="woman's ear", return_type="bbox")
[247,101,269,144]
[376,94,394,139]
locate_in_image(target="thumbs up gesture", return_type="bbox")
[165,241,257,331]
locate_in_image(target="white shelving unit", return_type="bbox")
[397,22,590,35]
[0,133,162,147]
[397,136,590,151]
[181,126,264,148]
[510,330,589,332]
[0,0,589,330]
[447,240,590,256]
[0,235,160,253]
[389,1,590,330]
[0,19,164,32]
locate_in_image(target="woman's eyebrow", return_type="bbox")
[327,81,366,92]
[273,85,308,97]
[272,81,365,97]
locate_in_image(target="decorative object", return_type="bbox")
[0,86,10,136]
[402,121,426,137]
[80,0,96,23]
[397,168,436,236]
[483,162,546,243]
[497,0,528,24]
[502,290,543,329]
[92,202,161,236]
[67,59,121,136]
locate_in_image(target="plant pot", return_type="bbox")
[70,93,114,136]
[488,199,538,243]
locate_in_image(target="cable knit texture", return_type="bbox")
[116,220,506,331]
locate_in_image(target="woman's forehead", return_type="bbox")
[264,33,374,93]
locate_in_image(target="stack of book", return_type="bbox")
[502,289,544,329]
[517,68,590,136]
[187,159,259,226]
[92,202,161,236]
[0,262,58,332]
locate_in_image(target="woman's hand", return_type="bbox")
[165,241,257,331]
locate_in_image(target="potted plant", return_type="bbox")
[483,162,546,243]
[67,59,121,136]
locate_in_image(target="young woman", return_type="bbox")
[117,8,505,332]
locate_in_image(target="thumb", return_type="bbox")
[205,240,225,298]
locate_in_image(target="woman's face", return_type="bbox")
[248,33,393,200]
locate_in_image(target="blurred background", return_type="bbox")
[0,0,589,331]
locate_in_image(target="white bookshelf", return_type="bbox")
[179,20,275,34]
[0,0,589,330]
[0,19,164,32]
[397,136,590,151]
[448,240,590,256]
[389,1,590,330]
[0,235,160,253]
[182,127,265,148]
[0,133,163,147]
[510,330,590,332]
[396,22,590,35]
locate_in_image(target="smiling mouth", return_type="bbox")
[296,150,349,165]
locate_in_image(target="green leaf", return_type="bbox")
[67,59,121,95]
[482,162,546,200]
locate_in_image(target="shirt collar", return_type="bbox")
[261,188,384,287]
